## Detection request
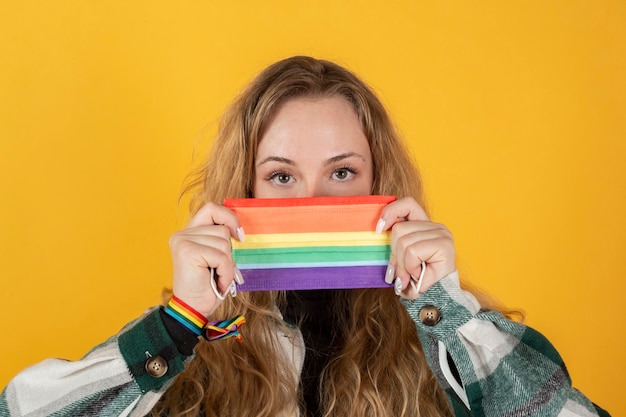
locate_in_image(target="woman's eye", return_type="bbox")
[332,168,354,181]
[270,172,294,185]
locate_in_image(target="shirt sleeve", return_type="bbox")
[401,271,611,417]
[0,308,190,417]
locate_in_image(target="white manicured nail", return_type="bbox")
[394,277,403,296]
[236,226,246,242]
[375,218,386,235]
[385,263,395,284]
[234,266,245,285]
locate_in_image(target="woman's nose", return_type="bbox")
[296,181,327,198]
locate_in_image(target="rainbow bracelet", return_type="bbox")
[164,295,246,341]
[205,316,247,341]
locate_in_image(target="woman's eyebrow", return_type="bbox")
[324,152,366,165]
[256,156,296,166]
[257,152,365,167]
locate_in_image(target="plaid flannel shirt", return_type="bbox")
[402,272,610,417]
[1,272,610,416]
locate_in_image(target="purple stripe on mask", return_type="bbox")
[236,265,391,291]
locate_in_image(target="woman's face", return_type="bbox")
[254,96,374,198]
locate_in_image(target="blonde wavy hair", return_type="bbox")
[152,56,512,417]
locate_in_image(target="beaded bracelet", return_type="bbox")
[164,294,246,341]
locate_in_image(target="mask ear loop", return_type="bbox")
[209,268,227,301]
[409,261,426,296]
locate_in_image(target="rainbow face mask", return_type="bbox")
[224,195,395,292]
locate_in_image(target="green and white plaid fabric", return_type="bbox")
[402,272,610,417]
[1,274,611,416]
[0,309,183,416]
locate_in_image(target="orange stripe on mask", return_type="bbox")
[224,195,396,234]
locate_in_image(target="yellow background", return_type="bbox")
[1,1,624,414]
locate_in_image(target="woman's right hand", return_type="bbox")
[168,202,245,318]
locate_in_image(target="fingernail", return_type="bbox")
[229,281,237,298]
[394,277,403,296]
[375,218,386,235]
[236,226,246,242]
[385,263,395,284]
[233,266,245,285]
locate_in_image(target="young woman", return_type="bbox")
[0,56,609,417]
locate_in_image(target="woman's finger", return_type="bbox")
[380,198,456,298]
[168,202,246,317]
[377,197,430,233]
[187,202,245,242]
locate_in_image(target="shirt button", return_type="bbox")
[419,305,441,326]
[145,356,168,378]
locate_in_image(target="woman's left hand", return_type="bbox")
[377,197,456,299]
